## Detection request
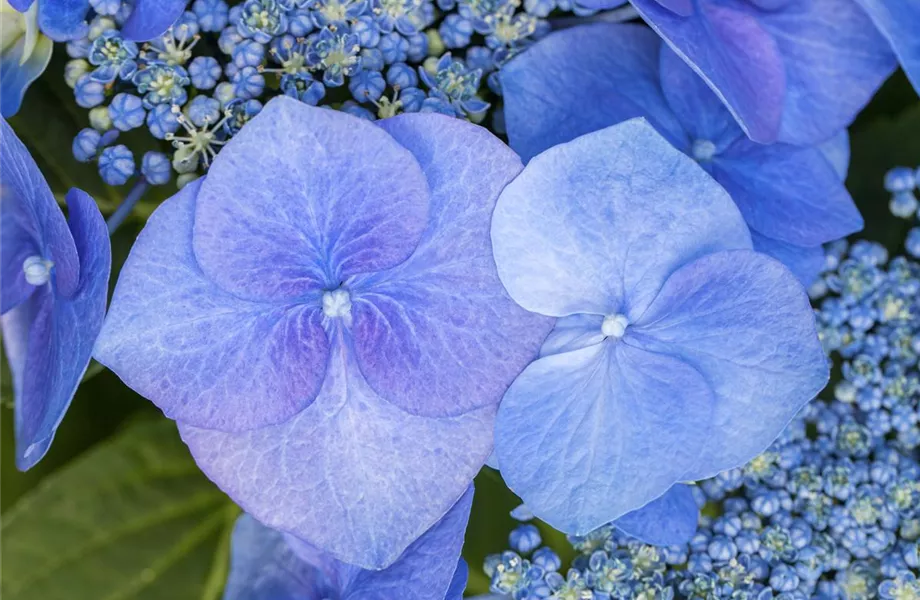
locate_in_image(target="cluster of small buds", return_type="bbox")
[483,171,920,600]
[61,0,576,189]
[883,166,920,258]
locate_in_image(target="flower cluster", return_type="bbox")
[57,0,565,189]
[482,191,920,599]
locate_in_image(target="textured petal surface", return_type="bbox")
[94,181,330,432]
[713,138,862,247]
[349,114,552,417]
[491,119,750,319]
[179,330,494,569]
[818,130,850,181]
[758,0,896,145]
[37,0,89,41]
[120,0,187,41]
[631,0,785,143]
[223,514,335,600]
[445,560,468,600]
[613,484,699,546]
[193,97,429,302]
[4,189,110,470]
[495,342,713,533]
[630,250,828,480]
[343,487,473,600]
[501,24,686,163]
[538,314,605,359]
[1,117,78,299]
[0,29,52,118]
[854,0,920,94]
[751,233,826,287]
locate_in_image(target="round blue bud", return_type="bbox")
[386,62,417,89]
[89,0,122,16]
[439,14,472,49]
[890,191,919,219]
[884,167,916,193]
[349,70,386,103]
[66,37,92,59]
[186,95,222,127]
[72,128,102,163]
[288,8,314,36]
[108,93,146,131]
[98,145,135,186]
[509,524,541,554]
[232,39,266,68]
[531,547,561,571]
[340,101,376,121]
[141,151,172,186]
[378,32,409,64]
[231,66,265,99]
[193,0,230,32]
[74,74,106,108]
[146,104,181,139]
[406,32,428,62]
[189,56,222,89]
[353,16,381,48]
[361,47,386,73]
[218,25,244,55]
[906,228,920,258]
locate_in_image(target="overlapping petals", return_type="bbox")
[95,97,551,568]
[9,0,186,42]
[222,487,473,600]
[625,0,896,145]
[854,0,920,95]
[120,0,188,42]
[0,117,111,470]
[501,23,862,284]
[491,119,828,534]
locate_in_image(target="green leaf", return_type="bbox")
[1,417,239,600]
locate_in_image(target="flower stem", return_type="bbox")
[106,176,149,235]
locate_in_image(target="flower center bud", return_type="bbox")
[601,314,629,339]
[691,139,717,162]
[322,288,352,319]
[22,255,53,286]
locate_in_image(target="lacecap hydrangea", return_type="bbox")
[93,96,552,568]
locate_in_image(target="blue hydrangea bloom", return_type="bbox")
[853,0,920,95]
[490,118,828,535]
[501,24,863,285]
[9,0,187,42]
[0,117,111,471]
[94,97,551,568]
[0,2,53,118]
[576,0,900,145]
[223,487,474,600]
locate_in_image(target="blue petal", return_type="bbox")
[538,314,605,358]
[853,0,920,94]
[192,97,430,303]
[494,341,713,533]
[613,484,699,546]
[491,118,750,320]
[758,0,896,145]
[445,559,468,600]
[8,0,36,11]
[712,138,862,247]
[349,113,552,418]
[630,250,828,481]
[0,31,52,119]
[178,333,494,569]
[3,189,110,471]
[750,233,826,287]
[818,130,850,182]
[500,23,687,162]
[0,118,79,298]
[630,0,786,143]
[37,0,89,41]
[225,488,473,600]
[120,0,188,42]
[95,181,331,432]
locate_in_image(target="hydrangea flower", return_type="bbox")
[489,118,828,536]
[0,1,53,118]
[0,117,111,470]
[574,0,899,145]
[501,24,862,284]
[8,0,187,42]
[223,487,474,600]
[853,0,920,95]
[94,97,551,568]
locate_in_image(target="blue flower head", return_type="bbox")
[0,117,111,471]
[500,24,864,285]
[0,2,53,118]
[94,97,550,568]
[575,0,900,145]
[223,487,474,600]
[489,118,828,536]
[8,0,187,42]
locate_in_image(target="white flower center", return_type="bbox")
[601,314,629,339]
[691,139,716,162]
[322,289,352,319]
[23,255,53,286]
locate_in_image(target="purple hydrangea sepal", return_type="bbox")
[490,118,828,534]
[223,487,474,600]
[616,0,897,145]
[94,97,551,568]
[501,23,862,285]
[854,0,920,95]
[120,0,189,42]
[1,117,111,470]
